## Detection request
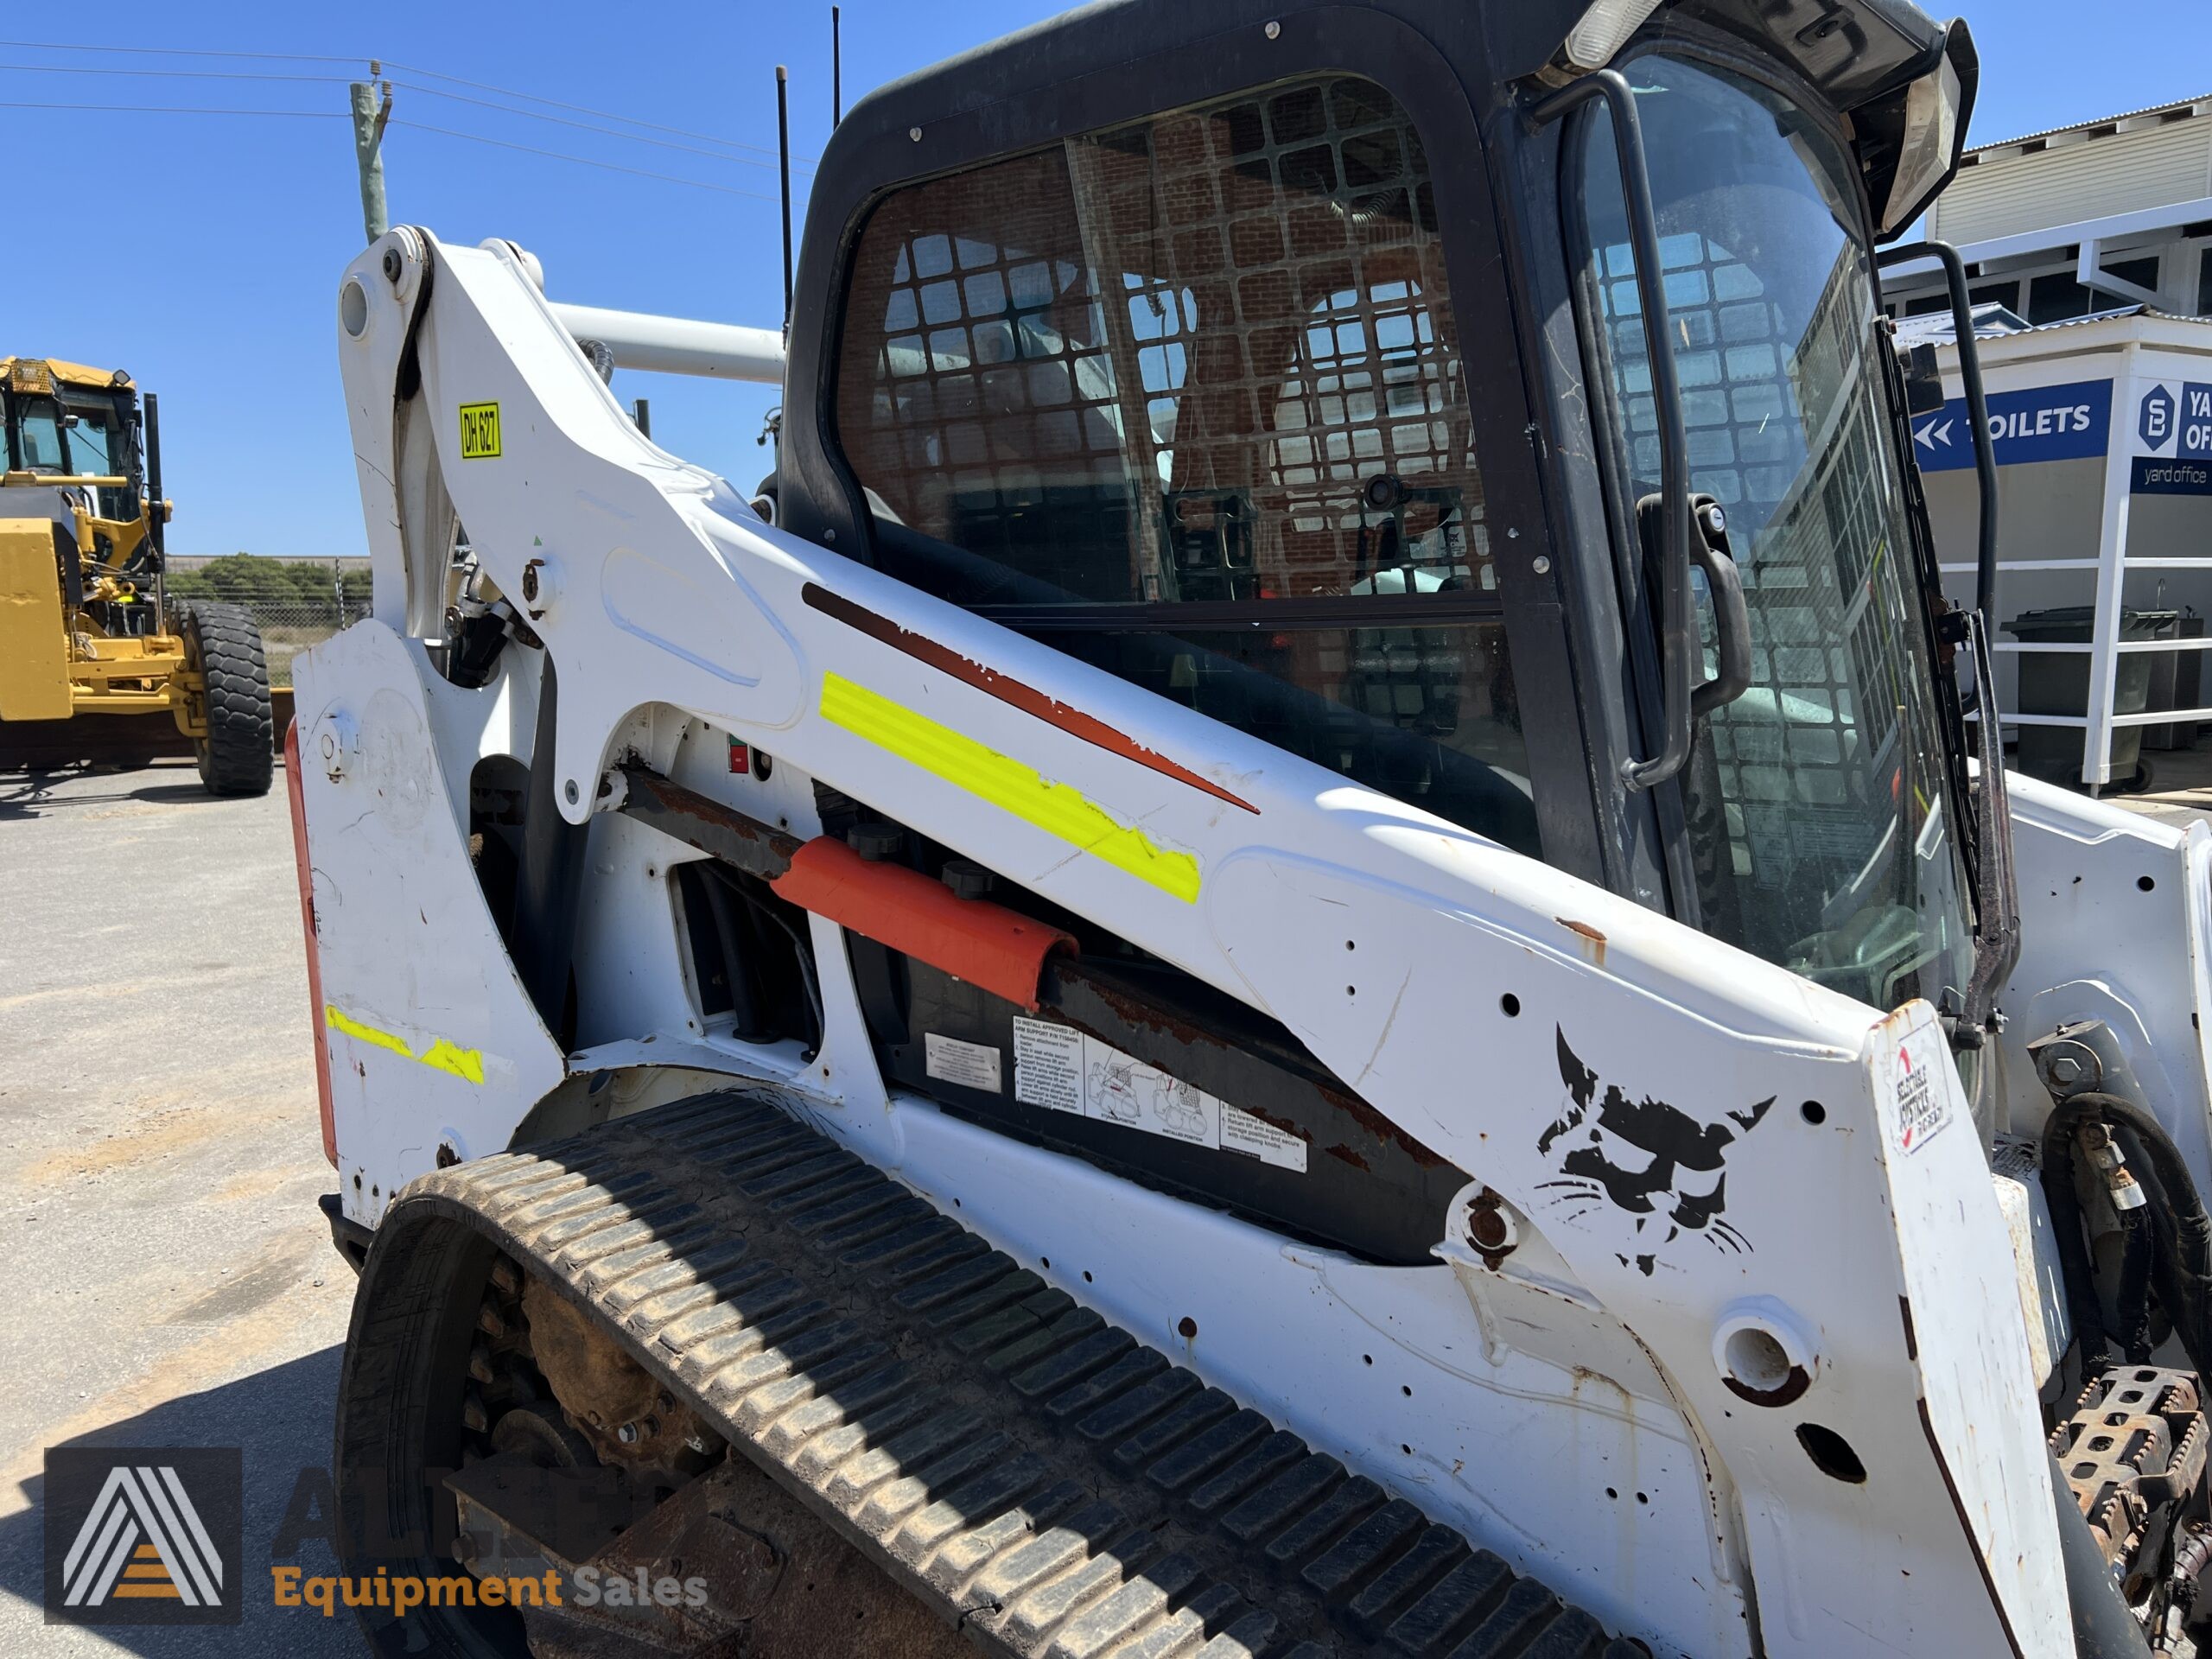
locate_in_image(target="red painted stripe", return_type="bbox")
[771,836,1076,1012]
[285,721,337,1166]
[802,583,1258,815]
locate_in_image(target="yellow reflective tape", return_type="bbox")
[325,1005,487,1087]
[819,672,1200,903]
[418,1038,488,1087]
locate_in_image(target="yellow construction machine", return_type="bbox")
[0,354,271,794]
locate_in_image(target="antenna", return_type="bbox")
[832,7,842,126]
[776,64,794,327]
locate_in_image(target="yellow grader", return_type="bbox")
[0,354,271,794]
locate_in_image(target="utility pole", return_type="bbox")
[349,62,394,246]
[776,66,794,330]
[832,7,842,126]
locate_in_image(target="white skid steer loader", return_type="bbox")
[293,3,2212,1655]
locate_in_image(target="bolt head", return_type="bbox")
[1469,1209,1510,1250]
[2051,1055,2085,1085]
[520,563,541,601]
[616,1421,639,1444]
[908,125,923,142]
[382,247,403,284]
[1264,19,1281,38]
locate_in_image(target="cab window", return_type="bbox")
[834,75,1537,854]
[10,395,66,472]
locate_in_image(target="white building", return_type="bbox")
[1885,92,2212,325]
[1880,93,2212,792]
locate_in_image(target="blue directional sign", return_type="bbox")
[2138,382,2212,461]
[1912,379,2113,472]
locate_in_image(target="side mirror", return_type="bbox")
[1898,340,1946,417]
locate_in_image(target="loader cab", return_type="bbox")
[772,0,1989,1201]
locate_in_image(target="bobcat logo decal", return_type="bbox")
[1535,1027,1773,1274]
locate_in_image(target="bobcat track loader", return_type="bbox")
[296,3,2212,1654]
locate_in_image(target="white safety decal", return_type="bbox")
[1894,1026,1952,1156]
[1011,1017,1306,1173]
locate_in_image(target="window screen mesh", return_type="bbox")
[831,75,1537,855]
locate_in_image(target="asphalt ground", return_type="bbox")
[0,758,358,1656]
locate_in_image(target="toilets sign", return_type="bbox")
[1910,379,2111,471]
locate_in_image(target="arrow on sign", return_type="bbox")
[1915,417,1955,452]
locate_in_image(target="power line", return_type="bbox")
[0,39,810,163]
[378,57,815,164]
[0,58,805,172]
[387,79,801,173]
[390,120,779,200]
[0,99,772,199]
[0,99,343,118]
[0,60,351,84]
[0,39,362,65]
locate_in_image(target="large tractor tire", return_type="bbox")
[178,601,274,797]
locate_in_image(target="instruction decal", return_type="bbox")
[924,1033,1002,1095]
[1534,1027,1770,1271]
[1011,1016,1306,1173]
[458,402,502,460]
[1893,1028,1952,1156]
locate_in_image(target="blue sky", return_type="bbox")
[0,0,2196,561]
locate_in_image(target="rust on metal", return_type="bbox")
[1556,917,1607,968]
[802,582,1260,813]
[617,761,804,880]
[521,1277,712,1474]
[1723,1364,1811,1409]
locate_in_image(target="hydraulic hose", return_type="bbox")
[2045,1093,2212,1385]
[2042,1107,2113,1374]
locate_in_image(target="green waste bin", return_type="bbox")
[2004,606,2178,787]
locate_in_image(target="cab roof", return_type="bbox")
[2,356,131,391]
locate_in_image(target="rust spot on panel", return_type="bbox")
[1556,917,1607,967]
[1468,1187,1517,1268]
[1724,1365,1811,1409]
[1899,1295,1918,1362]
[1325,1143,1370,1172]
[1314,1079,1451,1170]
[804,582,1259,813]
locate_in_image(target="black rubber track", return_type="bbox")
[341,1089,1637,1659]
[180,601,272,796]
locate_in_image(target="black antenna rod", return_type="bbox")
[776,64,794,327]
[832,7,842,125]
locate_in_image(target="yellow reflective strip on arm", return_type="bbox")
[819,672,1201,903]
[326,1005,487,1085]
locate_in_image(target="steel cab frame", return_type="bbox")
[772,0,1995,1041]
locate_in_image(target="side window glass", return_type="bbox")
[834,76,1539,855]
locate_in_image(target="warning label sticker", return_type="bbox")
[1011,1017,1306,1173]
[1894,1027,1952,1156]
[924,1032,1002,1095]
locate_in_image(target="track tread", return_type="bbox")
[385,1090,1618,1658]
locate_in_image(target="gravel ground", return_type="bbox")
[0,759,359,1656]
